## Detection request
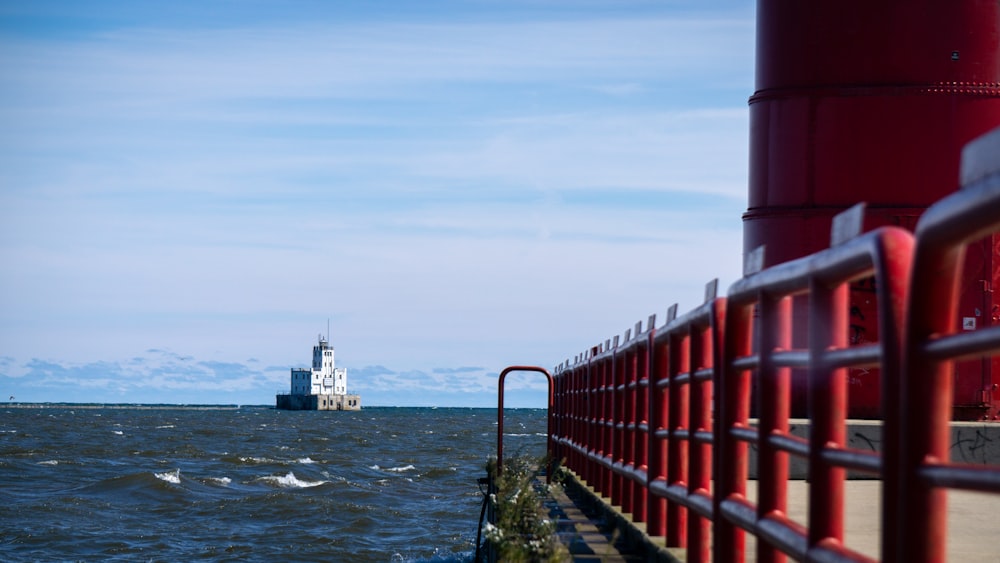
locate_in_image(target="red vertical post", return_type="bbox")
[600,344,615,496]
[647,329,669,537]
[566,363,576,475]
[621,336,636,515]
[899,209,968,562]
[574,361,585,472]
[571,362,580,478]
[666,330,689,546]
[756,294,791,563]
[580,361,589,472]
[611,338,625,507]
[548,368,569,472]
[688,324,710,561]
[587,349,600,490]
[634,318,653,524]
[587,347,607,491]
[584,352,597,487]
[807,279,848,546]
[583,356,593,479]
[716,301,752,563]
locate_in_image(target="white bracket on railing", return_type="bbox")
[831,202,866,246]
[961,125,1000,187]
[705,278,719,302]
[744,244,766,276]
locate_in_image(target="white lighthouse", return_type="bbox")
[277,334,360,411]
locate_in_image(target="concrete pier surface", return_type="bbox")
[551,473,1000,562]
[749,481,1000,562]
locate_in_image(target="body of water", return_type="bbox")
[0,406,548,562]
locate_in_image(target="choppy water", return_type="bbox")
[0,406,548,562]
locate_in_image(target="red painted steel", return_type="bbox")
[897,132,1000,562]
[612,336,625,508]
[523,3,1000,556]
[649,288,724,561]
[598,342,614,497]
[536,128,1000,562]
[745,0,1000,419]
[647,318,669,537]
[544,215,918,561]
[634,318,653,524]
[619,322,651,522]
[496,366,553,478]
[666,317,690,549]
[719,221,913,562]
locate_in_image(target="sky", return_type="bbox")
[0,0,754,407]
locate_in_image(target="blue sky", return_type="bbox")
[0,0,753,407]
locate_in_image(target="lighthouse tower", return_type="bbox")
[277,334,360,411]
[308,335,347,395]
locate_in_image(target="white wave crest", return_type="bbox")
[385,464,416,473]
[206,476,232,486]
[296,457,316,464]
[371,464,416,473]
[37,460,59,466]
[112,430,124,436]
[259,471,326,488]
[155,469,181,484]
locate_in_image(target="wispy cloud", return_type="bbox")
[2,17,751,106]
[0,2,754,407]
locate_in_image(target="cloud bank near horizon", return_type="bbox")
[0,350,550,408]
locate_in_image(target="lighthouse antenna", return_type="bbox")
[327,318,330,342]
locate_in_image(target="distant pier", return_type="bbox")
[3,403,244,410]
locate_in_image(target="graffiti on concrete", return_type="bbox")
[850,431,880,452]
[951,428,996,464]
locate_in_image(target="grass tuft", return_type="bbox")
[483,455,568,562]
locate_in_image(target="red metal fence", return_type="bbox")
[542,128,1000,561]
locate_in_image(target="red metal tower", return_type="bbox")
[744,0,1000,419]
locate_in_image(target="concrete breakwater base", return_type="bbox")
[752,419,1000,479]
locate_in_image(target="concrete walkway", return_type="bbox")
[769,481,1000,562]
[547,473,1000,562]
[543,476,643,562]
